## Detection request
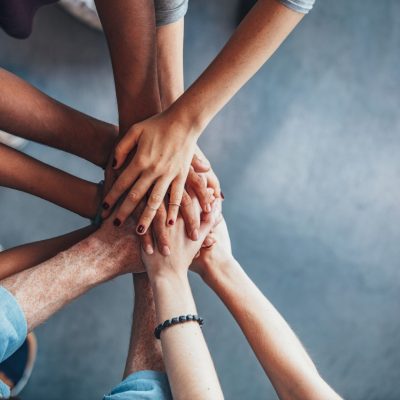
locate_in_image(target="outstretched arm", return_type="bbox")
[105,0,306,230]
[0,211,144,331]
[0,68,117,168]
[142,198,224,400]
[192,220,341,400]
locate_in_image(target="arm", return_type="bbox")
[95,1,213,248]
[0,68,117,168]
[192,220,341,400]
[142,197,223,400]
[0,143,101,219]
[106,0,304,229]
[156,19,222,199]
[0,211,144,331]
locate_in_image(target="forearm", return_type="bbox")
[123,274,164,377]
[95,0,161,134]
[0,225,95,280]
[0,144,101,218]
[150,271,223,400]
[168,0,303,131]
[156,21,210,165]
[0,68,117,167]
[0,236,116,331]
[203,258,340,400]
[156,20,185,108]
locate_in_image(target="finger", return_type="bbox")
[186,168,212,213]
[101,161,142,218]
[202,235,216,248]
[207,171,222,199]
[141,228,154,255]
[198,198,222,242]
[153,203,171,256]
[191,153,210,173]
[136,178,171,235]
[113,126,141,169]
[113,174,153,226]
[180,190,200,241]
[167,176,185,226]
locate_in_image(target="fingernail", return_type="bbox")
[112,158,117,168]
[145,244,154,255]
[192,229,199,241]
[137,225,145,234]
[168,219,174,226]
[221,191,225,200]
[113,218,121,227]
[102,202,110,210]
[162,245,171,256]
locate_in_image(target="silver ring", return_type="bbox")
[168,202,181,207]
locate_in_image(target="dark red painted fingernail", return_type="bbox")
[221,191,225,200]
[102,202,110,210]
[168,219,174,226]
[137,225,145,234]
[113,218,121,227]
[112,158,117,168]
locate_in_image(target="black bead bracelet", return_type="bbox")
[154,314,204,339]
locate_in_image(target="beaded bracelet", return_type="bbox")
[154,314,204,339]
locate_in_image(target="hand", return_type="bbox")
[91,205,146,276]
[101,110,200,234]
[141,188,217,256]
[190,217,233,281]
[142,198,222,279]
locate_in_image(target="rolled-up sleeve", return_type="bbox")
[154,0,189,26]
[0,286,27,398]
[278,0,315,14]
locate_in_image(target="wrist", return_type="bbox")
[148,267,188,288]
[201,255,238,287]
[167,97,210,139]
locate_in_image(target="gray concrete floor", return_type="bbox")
[1,0,400,399]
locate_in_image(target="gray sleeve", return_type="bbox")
[278,0,315,14]
[154,0,189,27]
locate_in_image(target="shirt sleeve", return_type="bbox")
[154,0,189,26]
[278,0,315,14]
[103,370,172,400]
[0,286,27,397]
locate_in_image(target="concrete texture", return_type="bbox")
[0,0,399,398]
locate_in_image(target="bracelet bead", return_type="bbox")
[154,314,204,339]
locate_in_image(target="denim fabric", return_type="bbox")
[0,286,27,398]
[103,371,172,400]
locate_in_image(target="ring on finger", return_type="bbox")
[168,202,181,207]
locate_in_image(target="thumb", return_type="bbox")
[191,153,210,173]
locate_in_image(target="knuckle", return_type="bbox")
[181,194,192,207]
[128,190,139,202]
[134,155,147,169]
[149,193,162,205]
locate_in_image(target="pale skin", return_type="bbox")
[104,0,303,233]
[191,219,342,400]
[142,198,224,400]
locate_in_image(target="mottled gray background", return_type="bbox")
[0,0,399,399]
